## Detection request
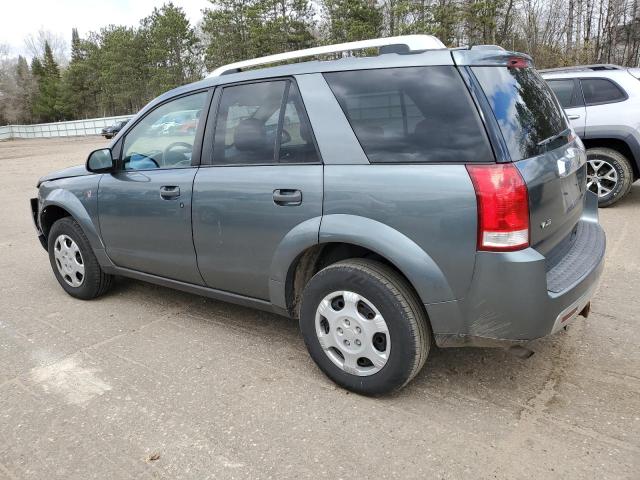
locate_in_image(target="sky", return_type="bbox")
[0,0,212,59]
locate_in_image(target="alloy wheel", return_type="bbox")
[587,159,618,198]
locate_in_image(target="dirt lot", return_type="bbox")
[0,136,639,479]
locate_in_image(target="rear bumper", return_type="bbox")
[429,192,605,348]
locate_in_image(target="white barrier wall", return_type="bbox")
[0,115,134,141]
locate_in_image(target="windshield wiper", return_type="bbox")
[537,128,571,148]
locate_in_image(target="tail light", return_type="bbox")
[466,164,530,251]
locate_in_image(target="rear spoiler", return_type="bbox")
[629,68,640,79]
[451,49,534,68]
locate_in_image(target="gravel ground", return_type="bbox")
[1,136,639,479]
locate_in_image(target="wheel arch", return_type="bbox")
[269,214,455,318]
[40,189,103,251]
[40,204,72,240]
[582,134,640,180]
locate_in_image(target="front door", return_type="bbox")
[98,91,209,284]
[192,80,323,300]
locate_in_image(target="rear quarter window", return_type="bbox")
[580,78,627,105]
[472,67,568,161]
[323,66,493,164]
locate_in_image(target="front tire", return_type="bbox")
[299,259,430,395]
[586,147,633,207]
[48,217,113,300]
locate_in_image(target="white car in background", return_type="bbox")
[541,65,640,206]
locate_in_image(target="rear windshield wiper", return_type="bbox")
[537,128,571,148]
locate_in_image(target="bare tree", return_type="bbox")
[24,30,68,65]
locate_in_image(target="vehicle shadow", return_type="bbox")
[109,275,558,403]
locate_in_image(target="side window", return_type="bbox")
[580,78,626,105]
[548,79,577,108]
[212,80,319,165]
[324,66,493,164]
[122,92,207,170]
[279,83,320,163]
[213,81,286,165]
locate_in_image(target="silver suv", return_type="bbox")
[31,36,605,395]
[542,65,640,206]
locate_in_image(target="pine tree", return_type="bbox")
[202,0,316,70]
[98,25,149,115]
[70,28,83,62]
[320,0,383,44]
[141,2,203,97]
[255,0,316,54]
[30,57,44,78]
[202,0,260,70]
[463,0,504,45]
[15,56,34,123]
[32,42,65,122]
[62,28,99,118]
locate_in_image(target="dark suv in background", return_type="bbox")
[101,120,129,139]
[32,36,605,395]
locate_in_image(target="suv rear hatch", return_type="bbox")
[454,51,587,256]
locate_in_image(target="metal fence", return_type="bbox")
[0,115,134,141]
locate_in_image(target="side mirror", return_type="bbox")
[86,148,115,173]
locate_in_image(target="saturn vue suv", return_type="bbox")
[31,36,605,395]
[542,65,640,206]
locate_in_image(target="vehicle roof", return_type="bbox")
[176,49,454,93]
[130,46,530,123]
[162,47,526,95]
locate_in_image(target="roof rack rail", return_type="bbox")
[206,35,445,78]
[539,64,624,73]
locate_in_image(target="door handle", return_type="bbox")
[273,189,302,206]
[567,114,581,120]
[160,186,180,199]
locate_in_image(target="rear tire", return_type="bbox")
[48,217,113,300]
[586,147,633,207]
[299,259,430,396]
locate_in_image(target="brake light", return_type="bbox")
[507,56,529,68]
[466,164,530,251]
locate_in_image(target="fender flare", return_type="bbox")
[41,188,104,251]
[268,214,455,310]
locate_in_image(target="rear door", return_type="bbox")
[472,66,587,255]
[547,78,587,136]
[192,79,322,300]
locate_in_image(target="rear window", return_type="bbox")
[580,78,626,105]
[472,67,568,161]
[324,66,493,164]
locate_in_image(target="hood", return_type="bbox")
[37,165,90,187]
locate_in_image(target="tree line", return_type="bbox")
[0,0,639,126]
